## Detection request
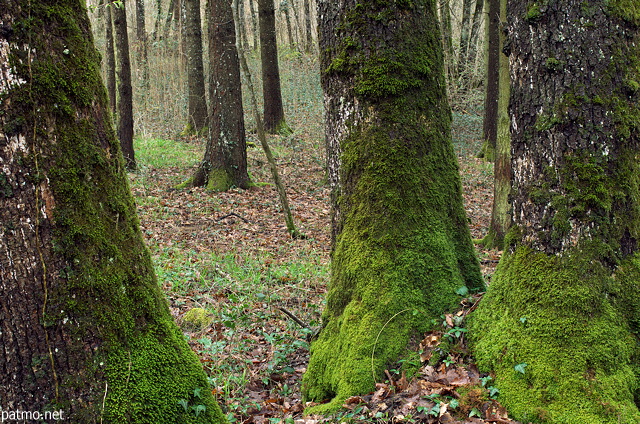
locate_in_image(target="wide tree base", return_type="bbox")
[470,246,640,423]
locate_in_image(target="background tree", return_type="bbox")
[183,0,209,135]
[0,0,226,422]
[479,0,498,161]
[135,0,149,90]
[182,0,251,190]
[479,0,510,249]
[302,0,484,412]
[105,2,117,114]
[258,0,289,133]
[113,0,136,170]
[470,2,640,422]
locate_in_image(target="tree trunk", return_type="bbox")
[258,0,289,133]
[470,2,640,422]
[163,0,178,40]
[481,0,510,249]
[248,0,259,50]
[135,0,149,90]
[183,0,209,135]
[480,0,498,160]
[182,0,251,191]
[457,0,472,77]
[302,0,484,413]
[113,0,136,170]
[438,0,455,93]
[0,1,226,422]
[303,0,312,53]
[282,1,295,50]
[105,3,117,115]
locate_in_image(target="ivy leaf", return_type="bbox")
[514,363,528,374]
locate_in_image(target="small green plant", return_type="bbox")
[515,362,528,374]
[177,387,207,417]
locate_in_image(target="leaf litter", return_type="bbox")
[130,114,513,423]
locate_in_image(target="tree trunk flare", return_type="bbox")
[113,0,136,170]
[471,2,640,422]
[303,0,484,413]
[185,0,250,191]
[0,1,226,422]
[258,0,288,133]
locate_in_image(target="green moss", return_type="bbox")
[205,168,234,191]
[469,247,640,423]
[525,3,543,22]
[606,0,640,25]
[544,57,564,72]
[3,2,227,422]
[303,1,483,410]
[182,308,214,331]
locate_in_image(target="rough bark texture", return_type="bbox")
[302,0,484,413]
[0,1,226,422]
[470,2,640,422]
[183,0,209,134]
[184,0,250,191]
[113,0,136,170]
[258,0,288,133]
[303,0,312,53]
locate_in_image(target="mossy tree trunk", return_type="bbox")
[470,2,640,422]
[184,0,251,191]
[113,0,136,170]
[183,0,209,135]
[258,0,289,133]
[0,1,226,423]
[302,0,484,413]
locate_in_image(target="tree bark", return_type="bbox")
[135,0,149,90]
[480,0,498,160]
[183,0,209,135]
[303,0,312,53]
[481,0,510,249]
[258,0,289,133]
[248,0,259,50]
[303,0,484,413]
[183,0,251,191]
[0,1,226,422]
[105,3,117,115]
[113,0,136,170]
[471,2,640,422]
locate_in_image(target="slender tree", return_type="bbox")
[302,0,312,53]
[0,1,226,422]
[479,0,498,161]
[181,0,251,190]
[182,0,209,135]
[105,2,117,115]
[113,0,136,170]
[302,0,484,413]
[471,2,640,422]
[248,0,259,50]
[135,0,149,89]
[258,0,290,133]
[480,0,510,248]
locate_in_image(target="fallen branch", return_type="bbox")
[217,212,251,223]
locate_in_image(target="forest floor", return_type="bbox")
[128,111,515,423]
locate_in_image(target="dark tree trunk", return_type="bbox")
[183,0,209,134]
[0,1,226,422]
[113,0,136,170]
[152,0,162,40]
[303,0,312,53]
[481,0,510,249]
[471,2,640,422]
[282,1,295,50]
[302,0,484,413]
[258,0,289,133]
[135,0,149,90]
[480,0,499,160]
[163,0,178,40]
[105,3,117,115]
[183,0,250,191]
[248,0,259,50]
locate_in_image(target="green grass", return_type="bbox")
[134,137,202,169]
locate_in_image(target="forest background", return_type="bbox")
[88,0,499,422]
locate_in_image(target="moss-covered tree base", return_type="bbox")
[470,246,640,423]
